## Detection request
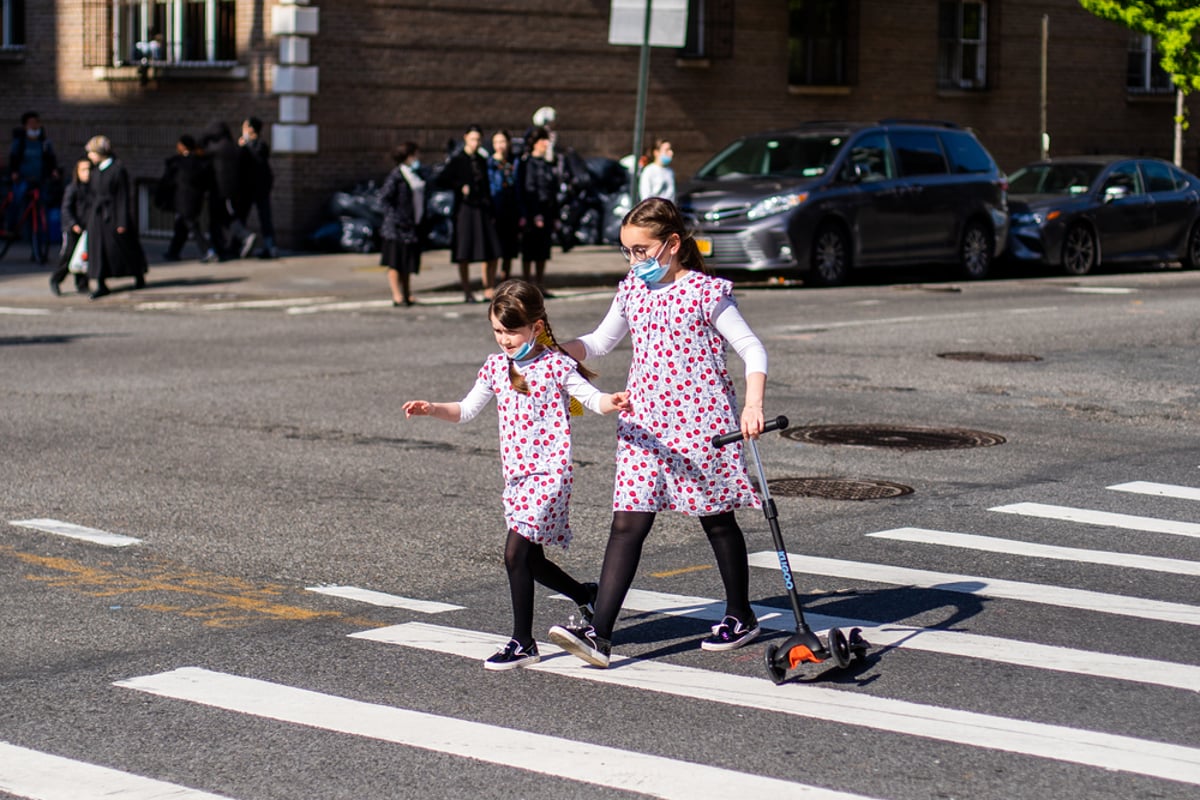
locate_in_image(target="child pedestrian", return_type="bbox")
[549,197,767,668]
[403,279,629,670]
[49,157,91,295]
[637,139,676,202]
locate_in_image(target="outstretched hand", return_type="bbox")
[403,400,432,418]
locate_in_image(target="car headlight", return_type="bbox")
[746,191,808,220]
[1011,212,1044,225]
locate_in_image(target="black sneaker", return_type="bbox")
[576,582,598,625]
[484,639,540,671]
[700,615,761,651]
[548,624,610,667]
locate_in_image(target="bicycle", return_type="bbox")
[0,184,52,264]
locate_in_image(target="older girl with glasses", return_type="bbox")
[549,197,768,667]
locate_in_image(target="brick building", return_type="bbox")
[1,0,1193,249]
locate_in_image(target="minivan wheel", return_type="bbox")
[959,221,993,280]
[809,224,849,286]
[1182,222,1200,270]
[1062,223,1097,275]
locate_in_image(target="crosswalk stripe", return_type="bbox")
[1108,480,1200,502]
[0,740,236,800]
[115,667,873,800]
[355,622,1200,786]
[990,502,1200,539]
[0,307,51,315]
[8,518,141,547]
[865,527,1200,576]
[305,585,464,612]
[609,588,1200,693]
[745,552,1200,626]
[285,300,394,314]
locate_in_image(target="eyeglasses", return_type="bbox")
[618,240,666,263]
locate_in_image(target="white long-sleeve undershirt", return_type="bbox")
[456,357,606,423]
[576,293,767,377]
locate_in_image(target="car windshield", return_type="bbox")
[694,134,844,180]
[1008,163,1103,195]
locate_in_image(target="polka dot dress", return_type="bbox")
[479,351,579,548]
[612,271,761,516]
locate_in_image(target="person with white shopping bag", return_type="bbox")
[49,157,91,295]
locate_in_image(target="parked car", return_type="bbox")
[1006,156,1200,275]
[676,120,1009,285]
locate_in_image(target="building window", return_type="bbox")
[83,0,237,68]
[1127,33,1172,94]
[678,0,734,60]
[938,1,987,89]
[787,0,856,86]
[1,0,26,50]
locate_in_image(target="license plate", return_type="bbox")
[695,236,713,257]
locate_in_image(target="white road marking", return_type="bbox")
[1063,287,1137,294]
[604,588,1200,693]
[0,740,236,800]
[8,518,141,547]
[745,552,1200,626]
[1108,480,1200,502]
[990,502,1200,539]
[305,585,464,613]
[137,297,338,311]
[866,526,1200,576]
[0,306,51,315]
[116,667,873,800]
[778,306,1059,334]
[285,300,395,314]
[355,622,1200,787]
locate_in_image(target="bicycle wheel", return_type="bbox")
[32,214,51,264]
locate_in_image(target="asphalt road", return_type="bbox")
[1,251,1198,800]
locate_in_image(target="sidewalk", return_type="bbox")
[0,243,632,306]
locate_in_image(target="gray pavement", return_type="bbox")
[0,242,635,306]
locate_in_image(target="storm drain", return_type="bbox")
[781,424,1005,450]
[768,477,914,500]
[937,351,1042,363]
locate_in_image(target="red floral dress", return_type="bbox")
[469,350,603,547]
[612,271,760,516]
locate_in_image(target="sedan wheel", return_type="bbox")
[1062,223,1097,275]
[809,225,849,286]
[1183,222,1200,270]
[959,221,992,280]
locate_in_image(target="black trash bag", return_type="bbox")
[338,217,376,254]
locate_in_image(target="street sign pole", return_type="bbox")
[631,1,653,204]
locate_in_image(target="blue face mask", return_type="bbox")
[631,241,671,284]
[510,340,535,361]
[660,154,673,166]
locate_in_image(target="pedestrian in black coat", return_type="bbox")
[162,134,217,262]
[83,135,147,299]
[200,120,256,260]
[519,127,558,291]
[437,124,501,302]
[378,141,425,307]
[49,157,91,295]
[238,117,276,258]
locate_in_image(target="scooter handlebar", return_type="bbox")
[711,415,789,449]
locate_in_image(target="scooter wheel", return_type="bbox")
[847,627,869,661]
[764,644,788,685]
[828,628,852,669]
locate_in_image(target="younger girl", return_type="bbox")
[50,157,91,295]
[550,197,767,668]
[403,280,628,670]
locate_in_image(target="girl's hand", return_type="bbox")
[611,391,631,412]
[740,404,765,440]
[403,400,432,418]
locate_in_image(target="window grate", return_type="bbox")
[82,0,237,69]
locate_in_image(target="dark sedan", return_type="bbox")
[1007,156,1200,274]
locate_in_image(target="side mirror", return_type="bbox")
[1104,185,1129,203]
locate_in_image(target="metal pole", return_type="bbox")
[1040,14,1049,161]
[1175,88,1184,168]
[631,0,653,205]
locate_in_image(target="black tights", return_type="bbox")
[504,530,591,647]
[590,510,754,640]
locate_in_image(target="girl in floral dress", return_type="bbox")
[403,280,628,670]
[550,197,768,668]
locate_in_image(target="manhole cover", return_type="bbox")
[781,424,1005,449]
[769,477,914,500]
[937,351,1042,363]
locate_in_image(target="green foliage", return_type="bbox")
[1079,0,1200,93]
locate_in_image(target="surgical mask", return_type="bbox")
[660,154,672,166]
[631,241,671,284]
[408,160,421,170]
[510,340,535,361]
[26,127,41,138]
